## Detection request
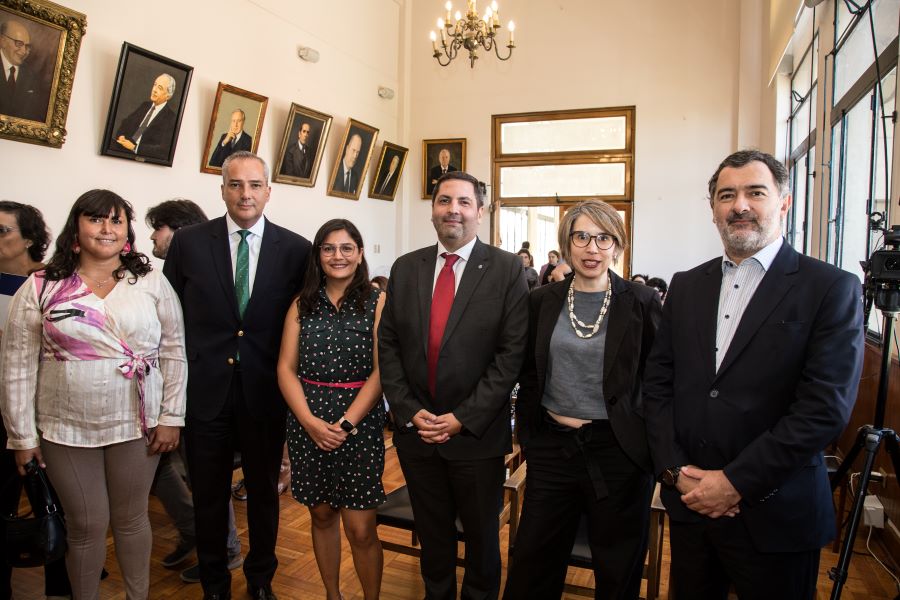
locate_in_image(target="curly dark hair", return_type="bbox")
[145,198,208,230]
[0,200,51,263]
[296,219,371,317]
[44,189,152,283]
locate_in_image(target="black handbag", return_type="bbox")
[2,458,67,568]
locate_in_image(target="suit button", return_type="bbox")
[227,358,235,365]
[608,396,618,406]
[709,389,719,398]
[237,330,244,337]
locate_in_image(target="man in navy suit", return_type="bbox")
[643,149,864,599]
[209,109,253,168]
[164,152,311,600]
[112,73,178,161]
[379,171,528,600]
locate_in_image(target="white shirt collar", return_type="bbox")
[722,236,783,271]
[437,236,477,262]
[1,53,17,78]
[225,213,266,238]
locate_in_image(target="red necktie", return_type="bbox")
[428,253,459,397]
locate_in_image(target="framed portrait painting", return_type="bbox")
[368,141,408,201]
[327,118,379,201]
[100,43,192,167]
[423,138,466,198]
[273,102,332,187]
[201,82,267,175]
[0,0,86,147]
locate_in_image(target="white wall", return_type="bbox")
[404,0,764,281]
[1,0,404,276]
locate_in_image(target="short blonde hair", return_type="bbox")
[557,200,628,265]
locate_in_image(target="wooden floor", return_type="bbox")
[11,440,900,599]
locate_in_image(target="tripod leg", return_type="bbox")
[884,433,900,490]
[830,429,883,600]
[831,429,867,491]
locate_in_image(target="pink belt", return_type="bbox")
[301,377,365,389]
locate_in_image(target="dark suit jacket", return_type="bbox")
[163,217,311,421]
[516,272,661,472]
[281,142,312,178]
[379,238,529,459]
[209,131,253,167]
[643,241,864,552]
[112,101,177,161]
[0,65,49,121]
[375,169,398,196]
[427,164,458,195]
[332,165,360,195]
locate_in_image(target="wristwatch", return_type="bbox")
[661,466,682,487]
[338,417,358,436]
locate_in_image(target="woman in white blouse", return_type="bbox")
[0,189,187,600]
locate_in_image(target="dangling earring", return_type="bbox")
[72,241,80,254]
[121,241,132,255]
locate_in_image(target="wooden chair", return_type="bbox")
[505,462,666,600]
[375,443,523,565]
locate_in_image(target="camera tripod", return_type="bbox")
[828,288,900,600]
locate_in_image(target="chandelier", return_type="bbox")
[430,0,516,68]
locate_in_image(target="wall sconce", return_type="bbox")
[298,46,320,63]
[378,86,395,100]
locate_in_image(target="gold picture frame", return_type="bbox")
[423,138,466,199]
[369,141,408,201]
[273,102,332,187]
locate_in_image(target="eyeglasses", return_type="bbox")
[570,231,616,250]
[2,34,32,52]
[320,243,358,257]
[0,225,20,236]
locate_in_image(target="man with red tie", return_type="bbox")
[379,171,528,600]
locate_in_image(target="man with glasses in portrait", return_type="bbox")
[0,19,50,122]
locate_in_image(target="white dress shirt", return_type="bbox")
[432,236,477,294]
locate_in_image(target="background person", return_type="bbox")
[144,198,244,582]
[645,276,667,303]
[0,200,71,600]
[630,274,648,285]
[517,246,538,290]
[278,218,386,600]
[504,200,660,599]
[0,189,186,600]
[538,250,560,286]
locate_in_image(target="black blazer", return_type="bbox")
[209,131,253,167]
[643,241,864,552]
[112,101,177,161]
[281,142,312,178]
[516,272,661,472]
[378,239,529,459]
[332,166,360,194]
[162,216,311,421]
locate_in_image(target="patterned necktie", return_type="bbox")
[235,230,250,317]
[427,253,459,397]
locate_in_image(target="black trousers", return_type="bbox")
[503,421,653,600]
[668,517,820,600]
[185,371,285,595]
[0,439,71,599]
[397,449,506,600]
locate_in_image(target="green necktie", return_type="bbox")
[235,230,250,318]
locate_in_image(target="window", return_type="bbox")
[787,26,819,254]
[491,107,636,276]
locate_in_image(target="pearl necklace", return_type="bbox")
[567,276,612,339]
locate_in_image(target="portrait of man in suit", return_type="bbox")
[332,132,362,195]
[279,120,313,179]
[111,73,178,161]
[379,171,528,600]
[0,18,51,122]
[163,151,311,600]
[427,148,457,196]
[643,149,865,599]
[209,109,253,168]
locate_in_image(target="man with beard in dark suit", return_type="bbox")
[280,121,313,178]
[112,73,178,161]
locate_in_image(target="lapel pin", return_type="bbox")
[478,264,483,269]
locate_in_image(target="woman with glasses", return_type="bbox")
[277,218,386,600]
[0,201,73,600]
[504,200,661,600]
